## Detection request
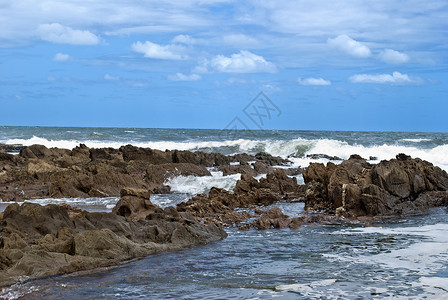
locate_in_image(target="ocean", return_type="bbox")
[1,126,448,299]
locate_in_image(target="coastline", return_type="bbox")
[1,143,448,289]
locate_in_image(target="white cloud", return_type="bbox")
[53,53,71,62]
[38,23,99,45]
[167,73,201,81]
[132,41,187,60]
[104,74,120,81]
[199,50,277,73]
[327,35,371,58]
[298,77,331,86]
[172,34,198,45]
[378,49,410,64]
[349,71,422,85]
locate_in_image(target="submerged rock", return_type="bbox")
[306,154,343,160]
[0,188,227,287]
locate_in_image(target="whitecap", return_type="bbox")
[165,172,241,195]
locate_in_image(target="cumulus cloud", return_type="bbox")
[378,49,410,64]
[298,77,331,86]
[53,53,71,62]
[198,50,277,73]
[327,35,371,58]
[167,73,201,81]
[349,71,422,85]
[38,23,99,45]
[132,41,187,60]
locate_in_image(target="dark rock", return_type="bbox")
[218,164,257,177]
[112,188,156,220]
[249,207,290,230]
[252,161,274,174]
[0,151,14,162]
[177,169,304,227]
[0,193,227,287]
[0,143,26,153]
[303,154,448,217]
[306,154,342,160]
[1,144,292,202]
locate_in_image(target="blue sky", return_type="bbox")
[0,1,447,132]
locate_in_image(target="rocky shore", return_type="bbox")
[0,144,290,201]
[1,144,448,287]
[0,187,226,287]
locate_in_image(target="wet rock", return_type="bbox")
[112,188,157,220]
[252,161,274,174]
[0,193,227,287]
[177,169,305,227]
[306,154,342,160]
[219,164,257,177]
[303,154,448,217]
[0,143,26,153]
[250,207,290,230]
[0,144,292,202]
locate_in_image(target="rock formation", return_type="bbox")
[0,188,226,287]
[0,144,290,202]
[177,169,305,226]
[303,154,448,217]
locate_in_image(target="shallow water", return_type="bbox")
[3,205,448,299]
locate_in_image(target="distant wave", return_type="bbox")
[400,138,432,142]
[2,136,448,171]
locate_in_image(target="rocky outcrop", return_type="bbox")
[0,144,290,202]
[177,169,305,226]
[0,143,26,153]
[0,188,227,287]
[306,154,342,160]
[303,154,448,217]
[238,207,340,230]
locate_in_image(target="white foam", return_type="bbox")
[333,224,448,275]
[165,172,241,195]
[3,136,447,172]
[23,197,119,208]
[0,280,39,300]
[419,277,448,297]
[401,138,432,142]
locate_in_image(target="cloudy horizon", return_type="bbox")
[1,1,447,132]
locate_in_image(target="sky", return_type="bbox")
[0,0,447,132]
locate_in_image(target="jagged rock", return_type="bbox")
[303,154,448,217]
[249,207,290,230]
[0,144,291,202]
[0,195,227,287]
[219,164,257,177]
[252,161,274,174]
[0,151,14,162]
[306,154,343,160]
[112,188,157,220]
[0,144,26,153]
[177,169,305,227]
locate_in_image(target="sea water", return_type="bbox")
[1,126,448,299]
